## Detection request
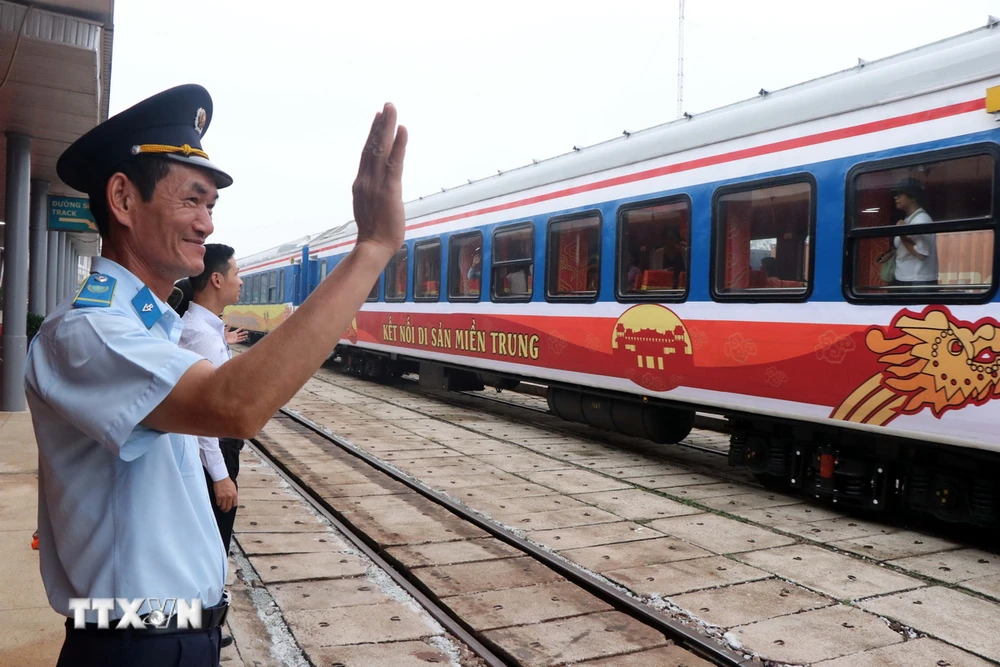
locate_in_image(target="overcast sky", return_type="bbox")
[109,0,1000,258]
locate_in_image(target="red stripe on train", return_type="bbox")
[240,98,984,273]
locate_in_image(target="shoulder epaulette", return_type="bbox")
[72,274,117,308]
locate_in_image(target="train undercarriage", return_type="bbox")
[334,345,1000,528]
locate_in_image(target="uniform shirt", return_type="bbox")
[179,302,231,483]
[24,256,226,621]
[894,208,939,282]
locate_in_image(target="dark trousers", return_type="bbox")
[205,438,243,554]
[57,621,221,667]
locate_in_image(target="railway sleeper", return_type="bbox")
[729,420,1000,527]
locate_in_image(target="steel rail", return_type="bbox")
[246,433,510,667]
[275,405,754,667]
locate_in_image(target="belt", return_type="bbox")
[67,593,230,634]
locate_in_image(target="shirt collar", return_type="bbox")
[185,301,226,337]
[90,256,181,339]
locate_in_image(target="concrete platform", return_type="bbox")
[0,410,63,667]
[0,409,465,667]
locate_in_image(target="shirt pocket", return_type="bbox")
[171,434,201,477]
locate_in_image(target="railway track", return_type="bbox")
[250,408,750,666]
[228,348,1000,665]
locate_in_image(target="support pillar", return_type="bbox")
[62,242,72,300]
[55,235,65,303]
[46,231,59,314]
[29,180,49,316]
[70,247,79,294]
[2,133,31,411]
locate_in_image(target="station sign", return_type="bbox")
[48,196,98,233]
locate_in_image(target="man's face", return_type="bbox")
[216,257,243,306]
[131,163,217,280]
[893,193,913,211]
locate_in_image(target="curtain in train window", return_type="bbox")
[449,233,482,300]
[619,199,690,297]
[492,225,533,300]
[547,214,600,297]
[715,181,812,297]
[849,153,995,297]
[414,241,441,300]
[384,248,408,301]
[268,271,278,303]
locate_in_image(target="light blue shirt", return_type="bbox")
[25,256,227,621]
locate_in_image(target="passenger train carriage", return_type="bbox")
[227,25,1000,526]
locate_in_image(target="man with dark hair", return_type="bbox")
[890,178,938,286]
[178,243,245,650]
[179,244,245,554]
[25,83,407,667]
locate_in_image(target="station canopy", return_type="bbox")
[0,0,114,255]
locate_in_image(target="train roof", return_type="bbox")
[238,21,1000,269]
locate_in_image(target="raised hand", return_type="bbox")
[225,327,248,345]
[353,103,408,254]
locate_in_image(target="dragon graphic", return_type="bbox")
[832,307,1000,426]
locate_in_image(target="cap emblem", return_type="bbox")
[194,108,207,135]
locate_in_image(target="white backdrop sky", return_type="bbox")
[109,0,1000,258]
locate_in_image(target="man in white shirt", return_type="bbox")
[891,179,939,286]
[178,244,246,554]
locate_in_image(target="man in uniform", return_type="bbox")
[25,84,407,666]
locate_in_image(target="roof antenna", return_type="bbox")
[623,130,631,137]
[989,15,999,27]
[758,88,770,97]
[857,57,869,68]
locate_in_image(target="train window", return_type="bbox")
[384,248,408,302]
[320,259,328,282]
[268,271,277,303]
[366,274,379,302]
[414,240,441,301]
[492,224,533,302]
[847,151,996,301]
[713,179,813,300]
[277,270,284,302]
[546,213,601,300]
[448,232,483,301]
[618,197,690,300]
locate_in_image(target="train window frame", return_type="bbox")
[365,271,380,303]
[709,173,817,303]
[615,195,692,304]
[384,246,408,303]
[448,231,484,303]
[268,271,278,303]
[413,239,442,302]
[277,269,284,302]
[843,143,999,305]
[545,210,603,303]
[491,222,535,303]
